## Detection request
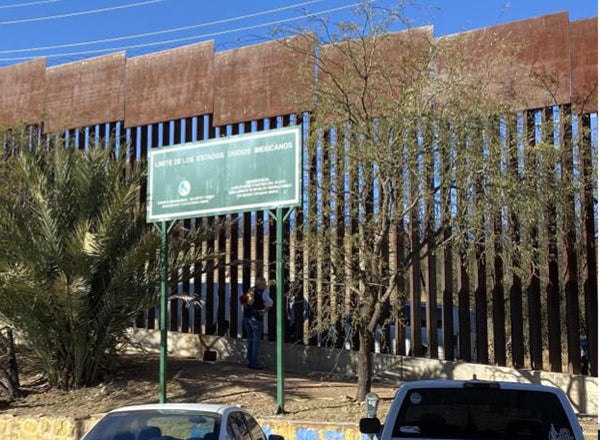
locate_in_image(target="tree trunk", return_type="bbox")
[0,369,18,400]
[356,328,373,402]
[0,329,19,399]
[5,330,19,389]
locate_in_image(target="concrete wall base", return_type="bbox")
[125,328,598,416]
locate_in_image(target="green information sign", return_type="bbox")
[147,125,302,222]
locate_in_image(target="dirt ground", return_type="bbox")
[2,351,395,422]
[1,350,597,438]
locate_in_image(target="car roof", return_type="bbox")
[107,403,238,415]
[398,380,562,393]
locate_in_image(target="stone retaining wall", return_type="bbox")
[0,415,99,440]
[126,329,599,416]
[0,415,596,440]
[0,415,359,440]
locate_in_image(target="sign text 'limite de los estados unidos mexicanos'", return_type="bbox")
[147,125,302,222]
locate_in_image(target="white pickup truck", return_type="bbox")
[360,380,585,440]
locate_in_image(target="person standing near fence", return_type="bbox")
[240,276,273,370]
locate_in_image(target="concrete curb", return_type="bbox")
[126,328,598,415]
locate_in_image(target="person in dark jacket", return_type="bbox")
[240,276,273,369]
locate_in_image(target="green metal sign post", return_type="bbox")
[154,220,175,404]
[147,125,302,410]
[269,206,293,414]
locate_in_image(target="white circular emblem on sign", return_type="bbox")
[409,392,422,405]
[178,180,191,197]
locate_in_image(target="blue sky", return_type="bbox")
[0,0,596,67]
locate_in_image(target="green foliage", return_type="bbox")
[283,3,573,400]
[0,141,205,390]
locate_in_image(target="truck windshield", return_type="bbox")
[392,388,574,439]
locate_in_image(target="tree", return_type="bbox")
[283,4,564,401]
[0,137,208,390]
[0,327,20,400]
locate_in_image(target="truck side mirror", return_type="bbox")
[359,418,381,434]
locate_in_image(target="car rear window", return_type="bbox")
[83,410,221,440]
[392,387,574,439]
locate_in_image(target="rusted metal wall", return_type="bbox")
[0,14,593,129]
[319,27,433,122]
[570,18,598,113]
[516,12,572,107]
[120,103,594,376]
[125,42,214,128]
[44,53,125,133]
[0,58,45,126]
[0,13,597,377]
[213,35,314,126]
[438,12,571,110]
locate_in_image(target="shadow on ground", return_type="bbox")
[3,353,395,422]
